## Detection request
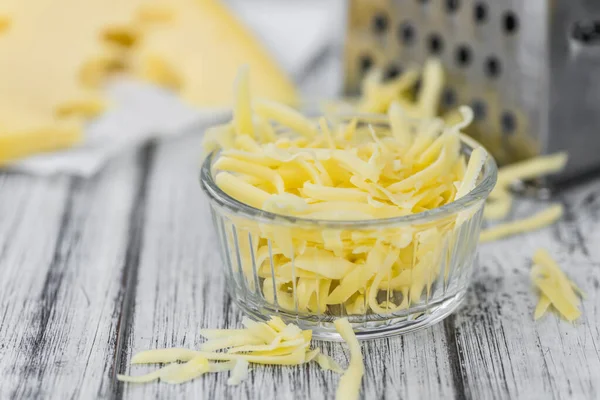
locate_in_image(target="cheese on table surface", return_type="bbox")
[206,66,490,316]
[495,152,568,189]
[118,316,343,387]
[483,152,568,221]
[131,0,297,107]
[531,249,583,321]
[334,318,364,400]
[479,204,563,243]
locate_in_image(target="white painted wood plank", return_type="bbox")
[449,180,600,400]
[0,173,71,399]
[0,149,149,399]
[120,133,459,399]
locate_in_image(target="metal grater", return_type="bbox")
[344,0,600,181]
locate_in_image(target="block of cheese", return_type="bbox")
[0,0,163,158]
[0,15,10,34]
[0,0,150,123]
[131,0,298,107]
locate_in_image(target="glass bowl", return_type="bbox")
[200,115,497,340]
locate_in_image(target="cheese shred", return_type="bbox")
[334,318,364,400]
[479,204,563,243]
[531,249,583,321]
[118,317,343,386]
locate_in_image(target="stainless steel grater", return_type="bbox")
[343,0,600,181]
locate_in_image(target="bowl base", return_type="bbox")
[232,290,467,341]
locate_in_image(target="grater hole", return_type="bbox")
[484,56,502,78]
[572,21,600,45]
[442,87,457,107]
[398,22,416,45]
[358,54,374,74]
[455,45,473,67]
[474,3,488,24]
[472,99,487,121]
[428,33,444,54]
[446,0,460,13]
[502,11,519,34]
[501,111,517,134]
[383,64,403,81]
[372,12,390,34]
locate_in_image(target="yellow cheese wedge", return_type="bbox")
[0,121,83,166]
[0,15,10,33]
[0,0,147,126]
[132,0,297,107]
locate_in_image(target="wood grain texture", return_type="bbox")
[0,148,152,399]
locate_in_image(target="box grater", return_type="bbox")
[344,0,600,181]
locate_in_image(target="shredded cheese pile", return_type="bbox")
[118,316,343,385]
[339,60,570,244]
[119,316,366,398]
[204,67,490,316]
[530,249,584,321]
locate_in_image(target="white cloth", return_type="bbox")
[8,1,344,177]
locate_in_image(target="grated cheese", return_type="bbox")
[495,152,567,190]
[479,204,563,243]
[531,249,583,321]
[203,65,517,318]
[334,318,364,400]
[226,359,249,386]
[119,317,343,387]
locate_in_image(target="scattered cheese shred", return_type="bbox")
[334,318,364,400]
[119,317,343,387]
[483,152,569,221]
[479,204,563,243]
[531,249,583,321]
[161,355,210,384]
[496,152,568,190]
[226,359,249,386]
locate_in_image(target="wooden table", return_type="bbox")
[1,125,599,399]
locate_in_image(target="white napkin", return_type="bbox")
[8,0,344,177]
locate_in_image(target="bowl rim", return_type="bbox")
[199,114,498,229]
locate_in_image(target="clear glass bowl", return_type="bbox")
[200,116,497,340]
